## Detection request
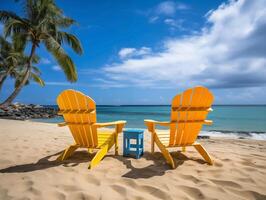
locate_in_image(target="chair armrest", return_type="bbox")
[57,122,67,127]
[94,120,127,133]
[144,119,171,132]
[144,119,171,126]
[144,119,213,132]
[94,120,127,127]
[204,120,213,125]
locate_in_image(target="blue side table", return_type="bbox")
[123,129,144,159]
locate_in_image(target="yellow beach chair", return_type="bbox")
[56,89,126,169]
[144,86,214,168]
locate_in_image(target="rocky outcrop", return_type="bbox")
[197,135,210,139]
[0,103,58,120]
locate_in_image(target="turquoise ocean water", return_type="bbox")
[35,105,266,140]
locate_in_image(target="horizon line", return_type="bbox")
[42,104,266,106]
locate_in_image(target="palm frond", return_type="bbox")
[25,0,34,20]
[0,11,24,24]
[57,31,83,54]
[32,54,40,64]
[44,36,77,82]
[12,33,27,52]
[15,78,30,88]
[3,18,29,38]
[31,71,45,86]
[0,36,11,50]
[31,66,41,74]
[1,0,82,90]
[56,17,76,28]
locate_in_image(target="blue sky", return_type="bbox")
[1,0,266,105]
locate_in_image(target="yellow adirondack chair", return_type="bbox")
[56,89,126,169]
[144,86,214,168]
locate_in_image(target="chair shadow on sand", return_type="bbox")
[113,151,206,179]
[0,151,93,173]
[0,150,205,178]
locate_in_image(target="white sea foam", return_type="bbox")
[200,130,266,140]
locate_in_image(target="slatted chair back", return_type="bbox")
[57,89,98,148]
[169,86,214,146]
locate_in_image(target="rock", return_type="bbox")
[13,102,21,107]
[42,114,50,118]
[0,109,6,117]
[0,103,58,120]
[197,135,210,139]
[34,105,43,109]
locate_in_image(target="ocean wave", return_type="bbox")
[200,130,266,140]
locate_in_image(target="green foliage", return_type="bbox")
[0,36,26,80]
[14,66,45,87]
[0,36,44,88]
[0,0,83,85]
[31,71,45,86]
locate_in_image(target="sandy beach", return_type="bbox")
[0,119,266,200]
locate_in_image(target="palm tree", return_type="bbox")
[0,0,83,107]
[0,35,44,92]
[0,35,45,96]
[0,36,20,90]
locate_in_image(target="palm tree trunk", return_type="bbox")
[0,67,13,93]
[0,75,7,92]
[0,44,36,108]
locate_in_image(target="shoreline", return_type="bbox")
[1,117,265,141]
[1,116,266,140]
[26,119,266,141]
[1,103,266,138]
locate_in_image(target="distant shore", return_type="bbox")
[0,119,266,200]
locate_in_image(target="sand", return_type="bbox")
[0,119,266,200]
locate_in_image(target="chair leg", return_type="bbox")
[88,148,93,154]
[114,132,119,155]
[123,135,126,156]
[154,134,176,169]
[141,135,144,156]
[193,143,213,165]
[136,135,140,159]
[151,132,155,154]
[57,144,79,161]
[88,139,114,169]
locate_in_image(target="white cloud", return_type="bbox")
[40,58,51,64]
[52,65,61,71]
[45,81,71,86]
[149,16,159,23]
[156,1,176,16]
[100,0,266,89]
[136,47,151,56]
[176,3,189,10]
[118,48,136,59]
[45,80,124,89]
[155,1,189,16]
[164,18,176,26]
[118,47,151,59]
[91,78,127,88]
[147,1,189,25]
[164,18,185,31]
